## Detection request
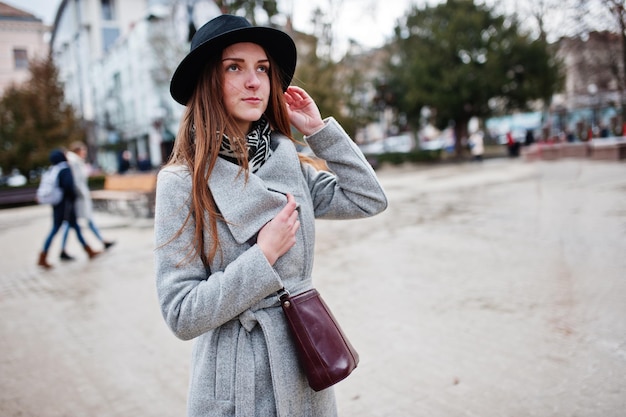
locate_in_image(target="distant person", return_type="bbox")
[38,149,100,269]
[600,125,610,138]
[469,129,484,162]
[506,131,519,157]
[137,154,152,171]
[59,142,115,261]
[525,129,535,146]
[118,150,131,174]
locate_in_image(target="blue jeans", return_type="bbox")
[43,219,87,252]
[60,219,104,251]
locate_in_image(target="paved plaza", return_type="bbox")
[1,158,625,416]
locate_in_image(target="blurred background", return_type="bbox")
[0,0,624,184]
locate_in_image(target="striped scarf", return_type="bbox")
[218,118,272,173]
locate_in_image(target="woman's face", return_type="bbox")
[221,42,271,133]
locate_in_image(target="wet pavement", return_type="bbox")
[1,158,625,416]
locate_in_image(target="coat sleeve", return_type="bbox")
[302,117,388,219]
[153,167,284,341]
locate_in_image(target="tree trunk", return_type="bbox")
[454,119,469,159]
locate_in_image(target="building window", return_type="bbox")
[101,0,115,21]
[102,27,120,52]
[13,49,28,69]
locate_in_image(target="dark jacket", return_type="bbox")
[49,149,77,223]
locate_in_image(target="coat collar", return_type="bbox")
[208,134,302,244]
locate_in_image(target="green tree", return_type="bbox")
[387,0,563,154]
[0,56,86,177]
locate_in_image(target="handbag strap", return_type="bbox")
[278,287,290,305]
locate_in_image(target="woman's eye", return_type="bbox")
[226,64,239,71]
[257,65,269,73]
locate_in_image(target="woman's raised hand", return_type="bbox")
[284,86,325,136]
[257,193,300,265]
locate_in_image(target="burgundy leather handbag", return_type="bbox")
[279,288,359,391]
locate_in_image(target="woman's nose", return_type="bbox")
[245,71,261,89]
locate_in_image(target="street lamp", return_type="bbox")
[587,83,598,138]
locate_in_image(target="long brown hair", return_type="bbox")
[166,46,297,266]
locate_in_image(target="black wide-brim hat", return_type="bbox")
[170,14,297,106]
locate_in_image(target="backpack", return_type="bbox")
[36,162,68,205]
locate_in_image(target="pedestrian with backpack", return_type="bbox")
[37,149,100,269]
[58,141,115,261]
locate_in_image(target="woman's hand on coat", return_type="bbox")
[257,193,300,265]
[284,86,325,136]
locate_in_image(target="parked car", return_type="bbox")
[419,127,455,152]
[419,137,445,151]
[358,141,385,155]
[6,169,27,187]
[358,134,416,156]
[383,134,415,153]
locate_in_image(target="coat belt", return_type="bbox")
[233,280,312,417]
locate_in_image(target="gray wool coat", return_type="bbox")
[154,118,388,417]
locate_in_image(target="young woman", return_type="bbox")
[154,14,387,417]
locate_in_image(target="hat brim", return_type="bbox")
[170,26,296,106]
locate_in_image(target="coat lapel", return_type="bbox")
[208,135,302,244]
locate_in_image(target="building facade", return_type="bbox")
[51,0,159,172]
[0,1,49,96]
[550,31,625,139]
